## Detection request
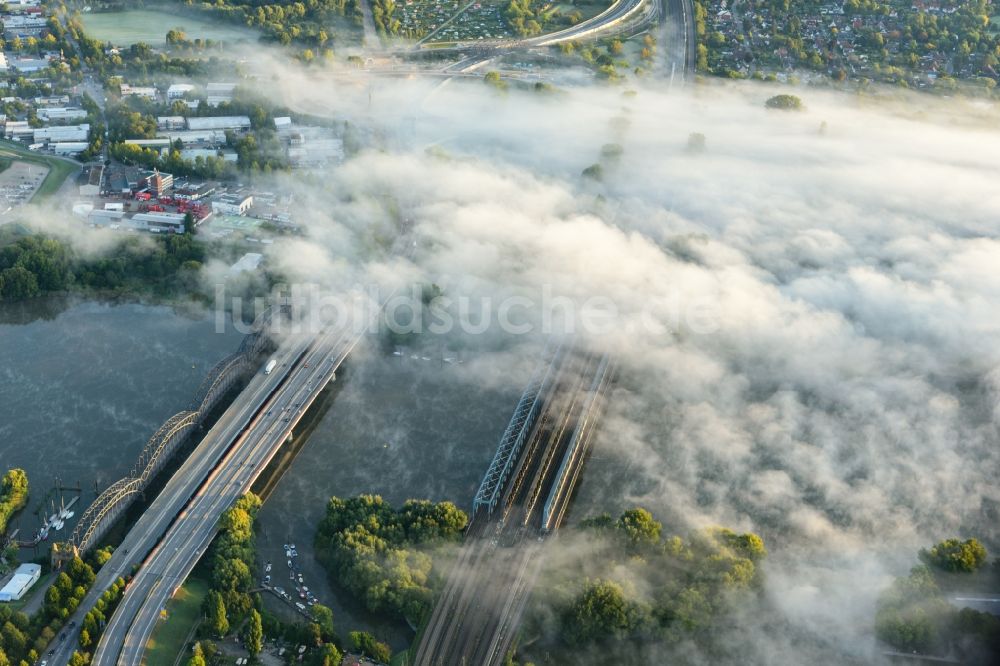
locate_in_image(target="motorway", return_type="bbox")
[414,352,613,666]
[45,334,314,666]
[662,0,696,81]
[93,323,364,665]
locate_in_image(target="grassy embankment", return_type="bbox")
[144,577,210,666]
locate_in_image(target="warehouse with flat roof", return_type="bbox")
[0,563,41,602]
[186,116,250,132]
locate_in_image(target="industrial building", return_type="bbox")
[33,123,89,142]
[3,119,31,139]
[212,192,253,216]
[2,14,47,37]
[160,129,226,145]
[181,148,237,162]
[139,169,173,197]
[133,212,186,233]
[173,182,216,201]
[35,95,70,106]
[206,82,236,107]
[125,138,171,150]
[0,563,41,602]
[119,83,157,99]
[78,165,104,196]
[10,57,48,72]
[88,208,125,226]
[186,116,250,132]
[230,252,263,274]
[52,141,88,156]
[156,115,185,131]
[37,107,87,122]
[167,83,195,100]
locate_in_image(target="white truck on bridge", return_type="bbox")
[264,359,277,375]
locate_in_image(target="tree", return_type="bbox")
[563,579,645,643]
[616,508,661,549]
[349,631,391,663]
[765,94,804,110]
[0,266,39,301]
[186,642,206,666]
[203,590,229,638]
[581,164,603,181]
[316,643,342,666]
[241,609,263,658]
[483,71,507,91]
[309,604,335,641]
[68,652,89,666]
[686,132,707,153]
[919,538,988,573]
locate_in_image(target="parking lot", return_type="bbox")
[0,160,48,216]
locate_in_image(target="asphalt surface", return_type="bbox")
[94,324,363,665]
[45,338,312,666]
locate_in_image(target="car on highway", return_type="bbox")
[265,562,272,573]
[287,559,293,568]
[296,602,306,611]
[264,575,271,584]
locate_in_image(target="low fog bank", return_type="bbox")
[259,74,1000,662]
[18,54,999,660]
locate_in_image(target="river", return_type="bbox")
[255,342,527,649]
[0,298,244,543]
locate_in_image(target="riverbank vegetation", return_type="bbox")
[0,230,205,302]
[875,537,999,663]
[0,229,273,306]
[314,494,468,623]
[0,552,114,666]
[0,469,29,535]
[516,507,768,662]
[187,493,346,665]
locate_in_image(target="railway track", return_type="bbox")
[414,348,614,666]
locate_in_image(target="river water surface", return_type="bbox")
[0,298,244,540]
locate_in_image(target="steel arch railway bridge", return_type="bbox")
[52,308,283,564]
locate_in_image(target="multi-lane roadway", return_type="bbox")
[45,335,315,666]
[93,324,364,664]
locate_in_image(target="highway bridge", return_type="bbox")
[92,321,366,665]
[53,307,281,563]
[42,302,367,666]
[413,343,615,666]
